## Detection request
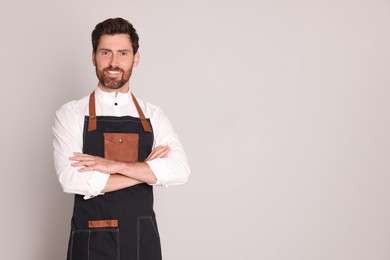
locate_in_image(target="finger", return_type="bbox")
[71,160,98,167]
[78,167,94,172]
[146,146,169,160]
[146,146,170,161]
[145,147,161,160]
[71,152,98,159]
[154,147,170,158]
[70,154,101,161]
[69,157,96,163]
[72,152,90,157]
[147,151,169,161]
[148,145,167,154]
[71,162,87,167]
[69,155,87,160]
[69,156,85,161]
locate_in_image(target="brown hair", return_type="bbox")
[91,17,139,54]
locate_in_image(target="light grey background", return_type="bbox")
[1,0,390,259]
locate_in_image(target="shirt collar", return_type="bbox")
[95,85,131,107]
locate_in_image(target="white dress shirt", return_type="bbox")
[53,87,190,199]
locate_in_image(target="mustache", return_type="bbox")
[103,66,124,73]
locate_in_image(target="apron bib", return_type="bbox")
[67,91,162,260]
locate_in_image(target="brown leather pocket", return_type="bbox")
[103,133,139,162]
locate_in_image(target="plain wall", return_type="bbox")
[1,0,390,259]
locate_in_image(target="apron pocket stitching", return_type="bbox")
[137,216,159,237]
[137,216,160,260]
[69,231,74,260]
[69,228,120,260]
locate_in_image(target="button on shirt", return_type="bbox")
[53,87,190,199]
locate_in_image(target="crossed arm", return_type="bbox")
[69,145,170,193]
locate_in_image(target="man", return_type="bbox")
[53,17,190,260]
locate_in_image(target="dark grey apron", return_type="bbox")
[67,91,162,260]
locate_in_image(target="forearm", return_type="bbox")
[70,153,158,185]
[102,174,142,193]
[116,162,157,185]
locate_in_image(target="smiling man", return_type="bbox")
[53,18,190,260]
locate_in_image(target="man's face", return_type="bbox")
[93,34,139,91]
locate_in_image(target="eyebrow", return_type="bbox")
[99,48,132,52]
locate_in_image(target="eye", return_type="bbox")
[101,50,110,56]
[119,51,129,57]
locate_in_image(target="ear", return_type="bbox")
[92,51,96,66]
[133,51,140,67]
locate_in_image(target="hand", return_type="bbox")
[145,145,170,161]
[69,152,119,174]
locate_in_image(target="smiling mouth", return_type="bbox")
[107,70,121,75]
[104,69,123,78]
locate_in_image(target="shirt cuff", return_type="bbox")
[84,171,110,200]
[145,160,169,187]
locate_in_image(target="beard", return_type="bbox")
[95,65,133,90]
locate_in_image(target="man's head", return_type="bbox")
[92,17,139,55]
[91,18,140,92]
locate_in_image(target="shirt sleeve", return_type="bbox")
[145,107,190,187]
[52,102,110,199]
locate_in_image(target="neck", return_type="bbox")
[97,82,130,94]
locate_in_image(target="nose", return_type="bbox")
[108,54,119,67]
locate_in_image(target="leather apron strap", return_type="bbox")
[88,91,97,131]
[88,90,152,133]
[131,93,152,133]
